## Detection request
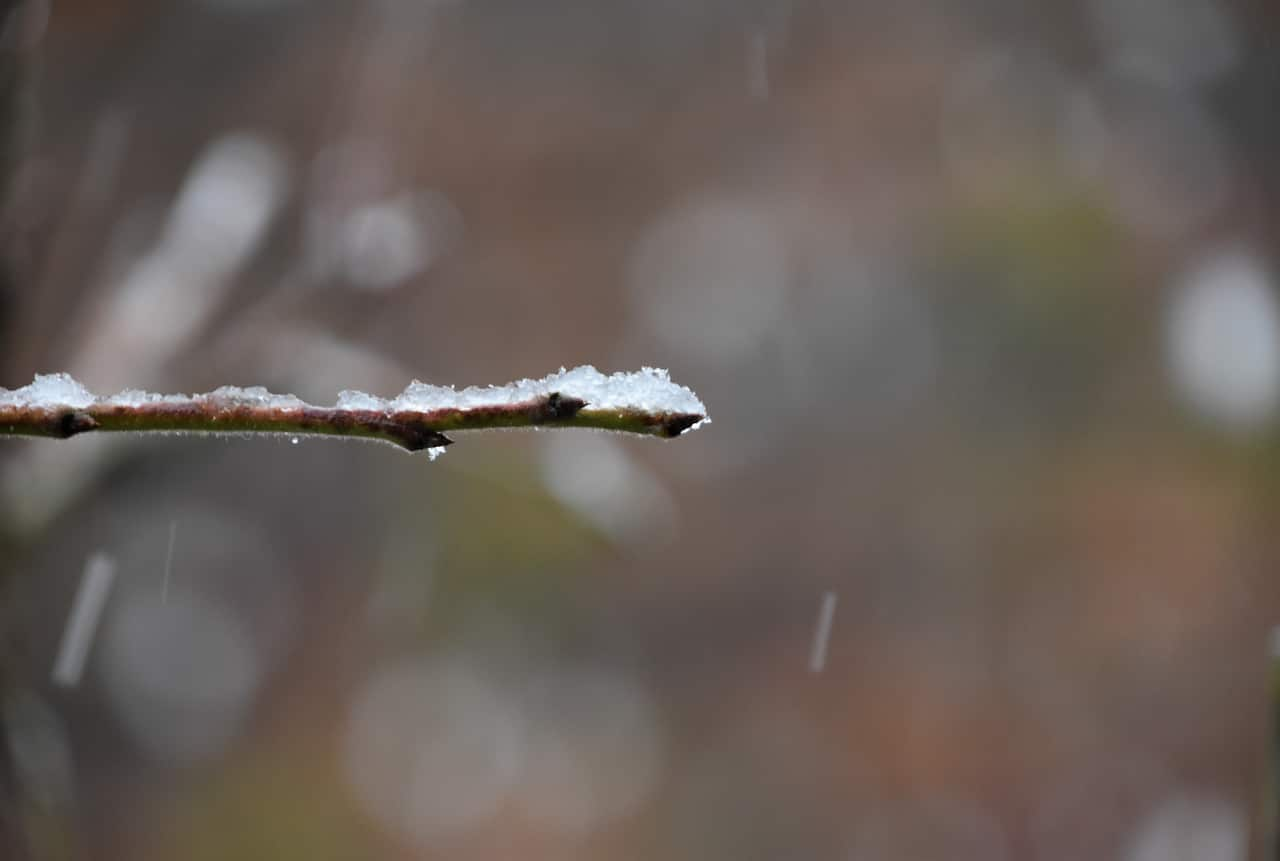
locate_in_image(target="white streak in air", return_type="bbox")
[162,520,177,604]
[808,591,837,673]
[52,554,117,688]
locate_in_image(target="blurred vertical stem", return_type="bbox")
[0,0,26,339]
[0,1,35,857]
[1268,629,1280,861]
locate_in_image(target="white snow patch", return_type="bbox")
[336,389,389,411]
[0,373,95,410]
[392,366,707,420]
[2,366,707,430]
[203,386,307,409]
[103,389,186,407]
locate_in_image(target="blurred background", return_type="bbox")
[0,0,1278,858]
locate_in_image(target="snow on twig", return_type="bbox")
[0,366,709,456]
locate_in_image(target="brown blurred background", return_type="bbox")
[1,0,1280,858]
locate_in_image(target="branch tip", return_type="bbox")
[401,429,453,452]
[662,414,703,437]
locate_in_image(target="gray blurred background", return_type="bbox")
[1,0,1279,858]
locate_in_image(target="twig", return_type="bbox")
[0,368,709,454]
